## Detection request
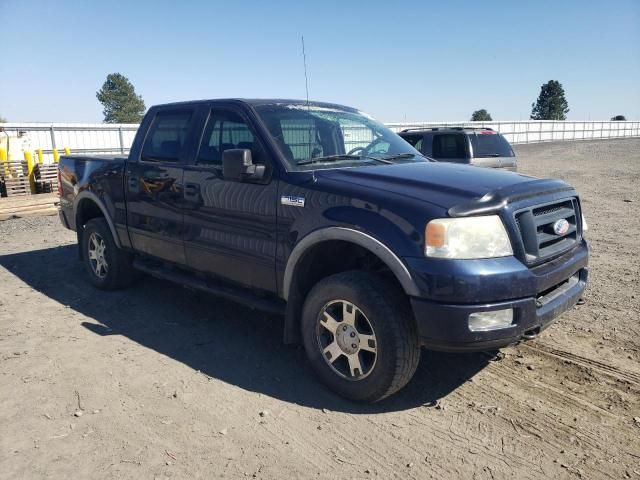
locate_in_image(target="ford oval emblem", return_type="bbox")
[553,219,570,236]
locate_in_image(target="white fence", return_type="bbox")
[0,123,138,163]
[1,120,638,163]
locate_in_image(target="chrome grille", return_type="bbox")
[515,198,581,264]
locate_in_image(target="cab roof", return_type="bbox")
[150,98,360,112]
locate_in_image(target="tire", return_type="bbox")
[81,218,135,290]
[301,271,420,403]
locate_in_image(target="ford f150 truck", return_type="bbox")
[58,99,588,402]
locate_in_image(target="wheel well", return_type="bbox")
[75,199,106,259]
[295,240,404,297]
[283,240,409,343]
[76,199,104,227]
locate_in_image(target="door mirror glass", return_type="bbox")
[222,149,265,181]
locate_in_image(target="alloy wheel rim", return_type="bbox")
[87,232,108,278]
[316,299,377,380]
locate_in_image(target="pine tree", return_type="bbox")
[96,73,146,123]
[530,80,569,120]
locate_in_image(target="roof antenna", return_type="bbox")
[301,35,316,180]
[301,35,310,106]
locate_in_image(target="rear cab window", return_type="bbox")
[279,118,320,162]
[141,110,194,162]
[469,131,514,158]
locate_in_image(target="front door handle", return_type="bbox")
[128,176,138,191]
[184,182,200,200]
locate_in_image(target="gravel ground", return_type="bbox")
[1,139,639,479]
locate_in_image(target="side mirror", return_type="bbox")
[222,149,265,181]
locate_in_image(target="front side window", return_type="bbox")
[141,110,193,162]
[254,103,426,170]
[197,110,260,166]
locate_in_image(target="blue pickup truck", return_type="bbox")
[58,99,588,402]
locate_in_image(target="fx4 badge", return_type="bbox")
[281,195,306,208]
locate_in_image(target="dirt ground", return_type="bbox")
[1,138,639,480]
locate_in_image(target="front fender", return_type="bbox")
[282,226,420,300]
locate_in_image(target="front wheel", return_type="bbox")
[82,218,135,290]
[301,271,420,402]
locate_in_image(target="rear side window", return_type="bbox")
[141,111,193,162]
[432,134,466,159]
[197,110,259,166]
[470,132,515,158]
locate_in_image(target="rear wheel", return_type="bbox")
[301,271,420,402]
[82,218,135,290]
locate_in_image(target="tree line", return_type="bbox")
[0,76,629,124]
[473,80,625,122]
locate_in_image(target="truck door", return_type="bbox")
[125,107,197,264]
[181,106,278,293]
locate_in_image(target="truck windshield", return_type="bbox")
[254,103,426,170]
[469,132,515,158]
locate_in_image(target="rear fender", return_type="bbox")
[74,191,122,252]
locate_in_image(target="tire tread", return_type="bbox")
[302,270,420,402]
[82,218,135,290]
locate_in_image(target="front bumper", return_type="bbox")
[406,241,589,352]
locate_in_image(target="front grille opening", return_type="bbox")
[533,205,563,217]
[537,216,577,246]
[536,273,580,307]
[514,198,581,265]
[537,276,571,300]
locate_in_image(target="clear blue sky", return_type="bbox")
[1,0,638,123]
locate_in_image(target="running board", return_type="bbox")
[133,259,286,315]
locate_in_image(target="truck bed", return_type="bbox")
[57,154,128,233]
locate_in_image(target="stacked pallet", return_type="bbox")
[33,163,59,194]
[0,193,59,221]
[1,160,30,197]
[2,177,30,196]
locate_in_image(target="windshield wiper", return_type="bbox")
[380,153,422,161]
[296,154,391,166]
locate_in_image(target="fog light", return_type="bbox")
[468,309,514,332]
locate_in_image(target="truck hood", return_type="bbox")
[314,161,574,212]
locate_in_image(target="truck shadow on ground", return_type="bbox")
[0,245,492,413]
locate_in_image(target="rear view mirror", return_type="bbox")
[222,149,265,181]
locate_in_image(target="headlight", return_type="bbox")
[425,215,513,259]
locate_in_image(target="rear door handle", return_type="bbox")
[128,176,138,191]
